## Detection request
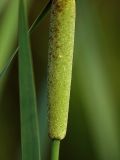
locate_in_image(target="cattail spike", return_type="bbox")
[48,0,76,140]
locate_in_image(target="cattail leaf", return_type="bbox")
[48,0,76,140]
[18,0,41,160]
[0,0,18,73]
[0,0,51,79]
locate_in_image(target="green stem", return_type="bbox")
[51,140,60,160]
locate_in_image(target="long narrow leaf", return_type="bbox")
[0,0,18,72]
[19,0,41,160]
[0,0,51,79]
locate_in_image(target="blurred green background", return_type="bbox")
[0,0,120,160]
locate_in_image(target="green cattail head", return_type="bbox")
[48,0,76,140]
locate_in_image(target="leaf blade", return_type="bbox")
[0,0,51,78]
[18,0,41,160]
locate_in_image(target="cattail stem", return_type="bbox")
[51,140,60,160]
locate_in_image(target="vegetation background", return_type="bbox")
[0,0,120,160]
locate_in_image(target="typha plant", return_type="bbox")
[47,0,76,159]
[1,0,119,160]
[18,0,41,160]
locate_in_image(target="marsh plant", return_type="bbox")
[0,0,120,160]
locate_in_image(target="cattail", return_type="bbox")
[48,0,76,140]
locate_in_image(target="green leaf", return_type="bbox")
[0,0,18,72]
[18,0,41,160]
[0,0,51,79]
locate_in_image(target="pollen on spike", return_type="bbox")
[48,0,76,140]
